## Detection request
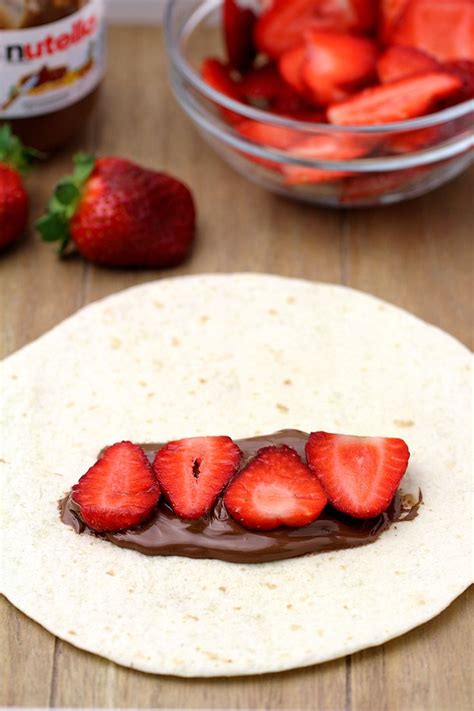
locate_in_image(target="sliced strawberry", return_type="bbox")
[237,119,300,149]
[283,133,373,184]
[379,0,411,42]
[440,60,474,105]
[303,30,378,106]
[71,442,160,532]
[306,432,410,518]
[340,167,423,201]
[223,0,257,72]
[377,46,441,84]
[279,44,308,95]
[201,58,243,123]
[236,119,300,171]
[239,62,316,115]
[255,0,376,58]
[153,436,241,519]
[224,445,327,531]
[391,0,474,62]
[385,125,440,154]
[328,71,462,124]
[240,63,284,106]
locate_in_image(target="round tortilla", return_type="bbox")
[1,274,472,677]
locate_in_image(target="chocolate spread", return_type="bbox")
[0,1,103,152]
[60,430,421,564]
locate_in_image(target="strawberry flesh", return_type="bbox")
[255,0,376,57]
[279,44,309,95]
[201,58,243,123]
[223,0,257,72]
[283,133,373,184]
[327,71,462,124]
[224,445,328,531]
[71,441,161,532]
[153,436,241,520]
[390,0,474,62]
[303,30,378,106]
[377,45,441,84]
[306,432,410,518]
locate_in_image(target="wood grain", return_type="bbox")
[1,26,473,710]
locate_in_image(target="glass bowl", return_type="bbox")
[164,0,474,207]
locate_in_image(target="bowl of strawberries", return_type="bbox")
[165,0,473,207]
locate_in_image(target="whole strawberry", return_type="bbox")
[0,124,37,250]
[37,154,196,267]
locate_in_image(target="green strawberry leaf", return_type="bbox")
[0,123,45,173]
[55,182,80,206]
[37,152,96,254]
[36,213,70,242]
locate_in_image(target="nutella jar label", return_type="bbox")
[0,0,105,119]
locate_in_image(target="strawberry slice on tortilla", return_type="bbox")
[306,431,410,518]
[153,436,241,519]
[72,442,161,532]
[224,445,328,530]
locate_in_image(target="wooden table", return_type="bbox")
[1,27,473,711]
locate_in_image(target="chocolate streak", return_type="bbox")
[60,430,421,564]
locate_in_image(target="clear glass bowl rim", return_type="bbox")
[164,0,474,134]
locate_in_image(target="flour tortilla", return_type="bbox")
[1,274,472,677]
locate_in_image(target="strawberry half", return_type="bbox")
[201,58,243,124]
[153,436,241,520]
[377,46,441,84]
[328,71,462,124]
[306,432,410,518]
[37,154,196,267]
[390,0,474,62]
[71,442,161,532]
[255,0,376,58]
[379,0,411,42]
[224,445,328,531]
[223,0,257,72]
[303,30,378,106]
[283,133,373,184]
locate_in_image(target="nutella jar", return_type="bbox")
[0,1,105,151]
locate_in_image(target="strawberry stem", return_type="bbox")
[36,152,95,255]
[0,123,44,173]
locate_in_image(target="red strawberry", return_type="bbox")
[37,154,195,267]
[0,163,27,250]
[377,46,441,84]
[385,125,440,154]
[305,432,410,518]
[440,60,474,105]
[279,45,308,95]
[0,124,39,250]
[283,133,373,184]
[71,441,161,532]
[237,119,300,149]
[223,0,257,72]
[391,0,474,62]
[328,71,462,124]
[255,0,377,58]
[236,119,300,171]
[201,58,243,123]
[240,63,288,107]
[239,62,314,114]
[379,0,411,42]
[224,445,328,531]
[302,30,378,106]
[153,436,241,520]
[340,167,423,201]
